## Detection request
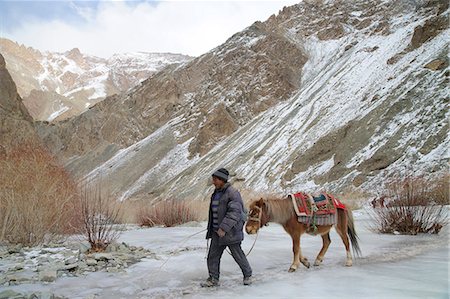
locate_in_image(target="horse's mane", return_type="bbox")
[265,196,295,224]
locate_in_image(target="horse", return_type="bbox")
[245,194,361,272]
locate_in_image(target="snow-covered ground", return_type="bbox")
[2,210,448,299]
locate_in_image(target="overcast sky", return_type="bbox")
[0,0,300,58]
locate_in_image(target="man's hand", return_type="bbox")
[217,228,226,237]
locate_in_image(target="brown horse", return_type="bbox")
[245,195,361,272]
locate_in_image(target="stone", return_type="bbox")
[0,290,23,299]
[8,245,23,254]
[39,292,56,299]
[78,242,91,253]
[63,263,78,271]
[64,257,77,265]
[424,59,447,71]
[93,253,113,261]
[39,270,58,282]
[86,259,97,266]
[12,264,24,271]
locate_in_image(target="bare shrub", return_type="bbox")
[371,175,448,235]
[0,142,82,246]
[137,199,203,227]
[427,173,449,205]
[80,181,124,252]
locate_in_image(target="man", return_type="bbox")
[201,168,252,287]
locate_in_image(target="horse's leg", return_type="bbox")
[314,231,331,266]
[288,232,301,272]
[284,222,310,272]
[336,210,352,266]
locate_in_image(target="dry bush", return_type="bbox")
[0,142,82,246]
[137,199,205,227]
[371,175,448,235]
[80,181,124,252]
[427,173,449,205]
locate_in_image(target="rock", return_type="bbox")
[118,244,129,252]
[410,15,447,49]
[85,259,97,266]
[63,263,78,271]
[78,242,91,253]
[107,267,119,273]
[8,245,23,254]
[39,292,56,299]
[39,270,58,282]
[64,257,77,265]
[11,264,24,271]
[6,274,19,283]
[93,253,113,261]
[424,59,447,71]
[105,243,119,253]
[0,290,23,299]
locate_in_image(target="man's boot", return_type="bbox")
[200,277,219,287]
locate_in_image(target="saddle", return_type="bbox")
[289,192,346,217]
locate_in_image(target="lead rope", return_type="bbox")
[158,228,207,270]
[224,206,262,257]
[224,229,259,257]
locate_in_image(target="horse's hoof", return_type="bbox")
[301,260,310,268]
[288,267,296,272]
[345,261,353,267]
[313,260,321,267]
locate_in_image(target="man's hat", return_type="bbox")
[212,168,229,182]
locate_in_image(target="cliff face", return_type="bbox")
[0,54,39,152]
[34,0,448,201]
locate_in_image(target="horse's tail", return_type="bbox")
[346,209,362,258]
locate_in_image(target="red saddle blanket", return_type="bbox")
[290,192,346,216]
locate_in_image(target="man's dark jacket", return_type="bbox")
[206,183,245,245]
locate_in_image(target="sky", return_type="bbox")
[0,0,300,58]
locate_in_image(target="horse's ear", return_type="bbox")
[258,198,265,206]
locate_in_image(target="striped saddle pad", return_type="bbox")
[289,192,346,226]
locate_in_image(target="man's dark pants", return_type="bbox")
[207,234,252,280]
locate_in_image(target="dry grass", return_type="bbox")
[427,173,449,205]
[137,199,207,227]
[79,180,124,252]
[370,175,448,235]
[0,142,82,246]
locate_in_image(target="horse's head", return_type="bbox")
[245,198,269,234]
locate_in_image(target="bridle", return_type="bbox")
[248,202,269,229]
[248,204,262,225]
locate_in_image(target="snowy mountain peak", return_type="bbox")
[0,38,193,121]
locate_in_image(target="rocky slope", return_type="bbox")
[0,53,40,153]
[36,0,448,201]
[0,38,192,121]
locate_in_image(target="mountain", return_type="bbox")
[0,53,40,153]
[36,0,448,201]
[0,38,193,121]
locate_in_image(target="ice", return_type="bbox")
[2,210,448,298]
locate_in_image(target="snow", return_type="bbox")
[34,50,192,104]
[2,210,448,298]
[47,105,69,121]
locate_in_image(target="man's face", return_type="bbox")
[212,176,225,189]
